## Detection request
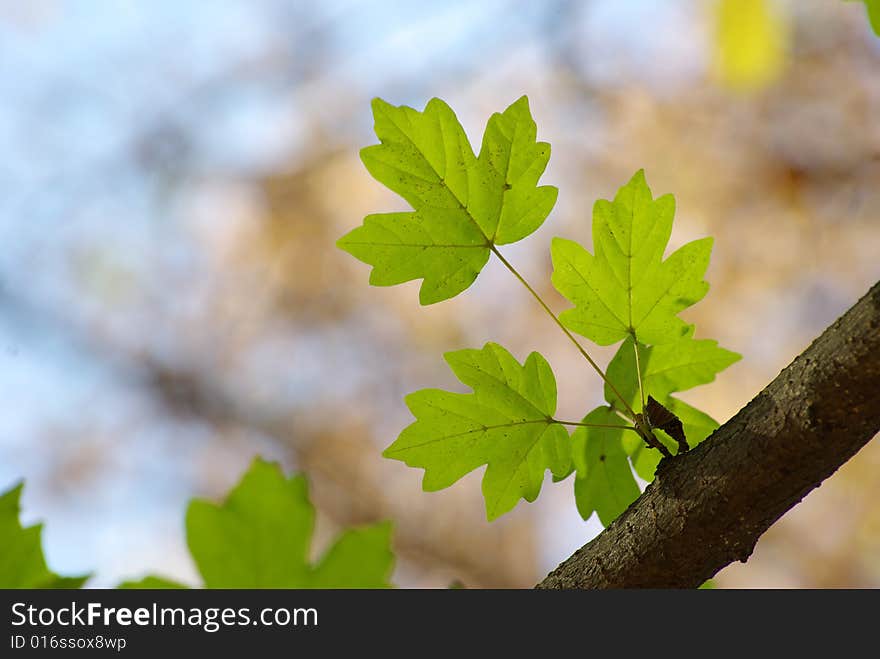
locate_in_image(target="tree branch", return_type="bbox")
[538,280,880,588]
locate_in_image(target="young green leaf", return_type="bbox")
[0,482,89,588]
[383,342,571,520]
[605,333,738,480]
[572,407,640,525]
[338,96,557,304]
[185,458,394,588]
[605,333,741,412]
[551,170,712,345]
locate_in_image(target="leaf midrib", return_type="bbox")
[490,423,556,516]
[453,355,552,419]
[384,108,507,247]
[556,247,628,331]
[387,418,554,452]
[606,192,665,333]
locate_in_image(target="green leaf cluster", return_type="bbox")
[342,97,740,531]
[553,171,740,523]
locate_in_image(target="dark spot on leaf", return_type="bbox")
[599,454,606,462]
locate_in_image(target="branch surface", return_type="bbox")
[538,280,880,588]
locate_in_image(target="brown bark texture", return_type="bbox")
[538,280,880,589]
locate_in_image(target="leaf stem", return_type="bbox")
[489,244,639,420]
[632,338,646,413]
[555,419,638,431]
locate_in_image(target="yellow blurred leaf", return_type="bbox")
[713,0,788,92]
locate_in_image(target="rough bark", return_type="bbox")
[538,280,880,589]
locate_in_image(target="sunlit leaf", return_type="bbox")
[605,333,736,480]
[338,96,557,304]
[384,342,571,520]
[552,170,712,346]
[605,333,741,412]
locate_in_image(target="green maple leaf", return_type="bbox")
[0,482,89,588]
[571,333,739,521]
[551,169,713,346]
[609,333,739,480]
[572,407,640,525]
[181,458,394,588]
[383,342,571,520]
[338,95,557,304]
[605,332,741,412]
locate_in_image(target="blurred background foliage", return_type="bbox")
[0,0,877,588]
